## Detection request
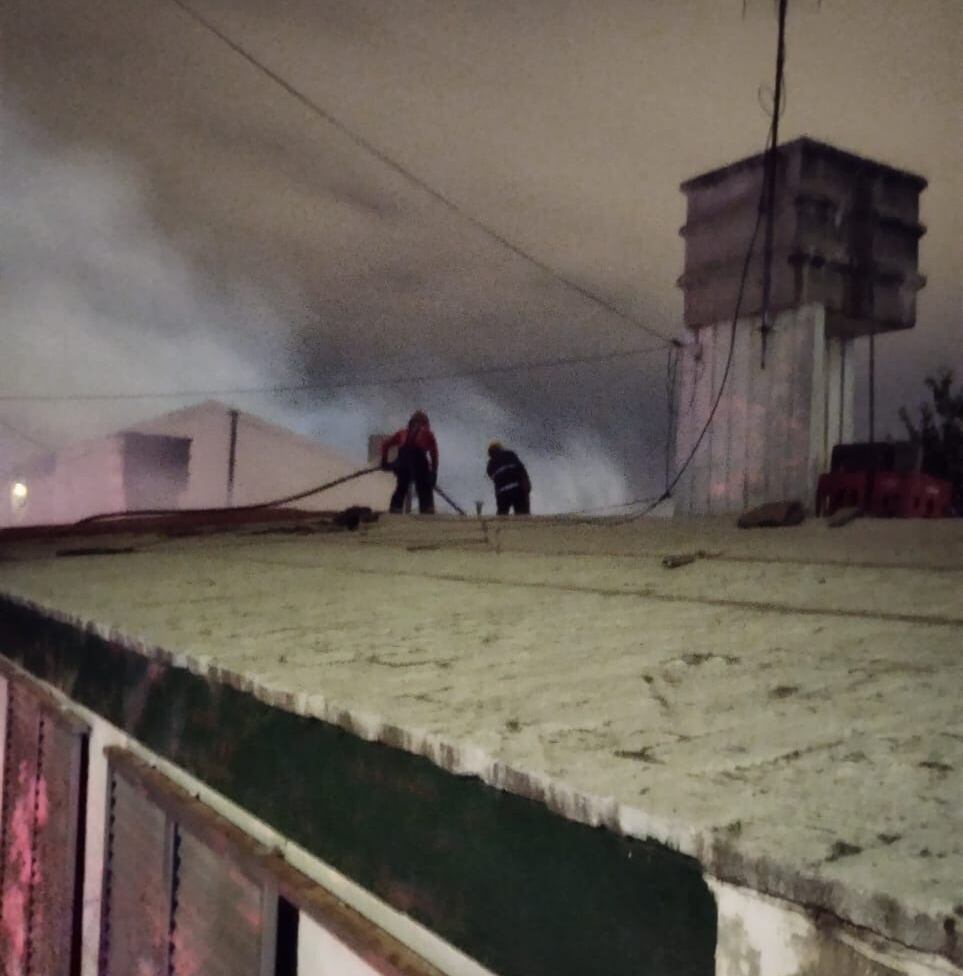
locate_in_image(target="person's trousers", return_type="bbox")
[390,446,435,514]
[496,487,530,515]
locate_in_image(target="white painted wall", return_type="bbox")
[130,400,395,511]
[298,914,383,976]
[1,437,126,527]
[673,305,855,515]
[1,402,397,527]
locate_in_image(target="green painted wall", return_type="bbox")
[0,597,716,976]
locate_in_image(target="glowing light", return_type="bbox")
[11,482,28,501]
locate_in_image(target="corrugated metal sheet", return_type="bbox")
[171,827,273,976]
[30,714,87,976]
[0,676,88,976]
[99,770,173,976]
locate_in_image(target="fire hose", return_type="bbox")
[77,464,468,524]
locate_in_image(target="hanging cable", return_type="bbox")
[162,0,677,349]
[605,4,791,524]
[868,328,876,448]
[663,344,680,494]
[609,123,776,524]
[758,0,789,368]
[0,416,49,451]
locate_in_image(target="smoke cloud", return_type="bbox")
[0,106,635,515]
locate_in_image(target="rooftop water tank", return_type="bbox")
[677,137,927,337]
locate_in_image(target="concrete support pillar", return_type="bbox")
[673,304,855,515]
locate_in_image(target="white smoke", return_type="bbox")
[0,107,299,446]
[1,105,634,515]
[274,387,632,515]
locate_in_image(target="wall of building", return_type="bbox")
[1,659,954,976]
[2,402,397,528]
[131,402,394,512]
[298,914,383,976]
[673,304,855,516]
[230,409,393,511]
[0,662,487,976]
[1,437,127,527]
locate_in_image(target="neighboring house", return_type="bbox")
[128,400,394,512]
[2,432,191,527]
[1,400,394,526]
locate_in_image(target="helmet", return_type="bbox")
[487,440,503,457]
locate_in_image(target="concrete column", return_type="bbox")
[674,304,852,515]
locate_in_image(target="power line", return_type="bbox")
[163,0,677,349]
[0,342,668,404]
[0,416,48,451]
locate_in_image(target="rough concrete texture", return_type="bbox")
[711,879,961,976]
[0,515,960,964]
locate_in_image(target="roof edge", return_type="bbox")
[680,137,928,193]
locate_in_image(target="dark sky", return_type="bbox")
[1,0,959,508]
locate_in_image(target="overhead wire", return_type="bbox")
[0,343,668,404]
[758,0,789,367]
[163,0,678,350]
[0,416,48,451]
[663,344,680,494]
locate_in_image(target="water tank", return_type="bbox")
[677,137,927,337]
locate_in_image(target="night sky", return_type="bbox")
[1,0,959,509]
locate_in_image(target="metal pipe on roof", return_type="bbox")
[226,408,239,506]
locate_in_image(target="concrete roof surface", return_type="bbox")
[1,514,960,958]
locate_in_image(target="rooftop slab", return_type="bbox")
[0,514,960,962]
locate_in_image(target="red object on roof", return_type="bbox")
[816,470,952,518]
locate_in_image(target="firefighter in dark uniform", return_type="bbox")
[486,441,531,515]
[381,411,439,514]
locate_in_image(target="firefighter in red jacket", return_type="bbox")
[381,411,439,514]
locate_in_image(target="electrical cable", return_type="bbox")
[570,493,666,516]
[607,122,776,524]
[758,0,789,368]
[163,0,677,349]
[0,343,668,404]
[604,0,792,525]
[663,344,679,494]
[0,417,49,451]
